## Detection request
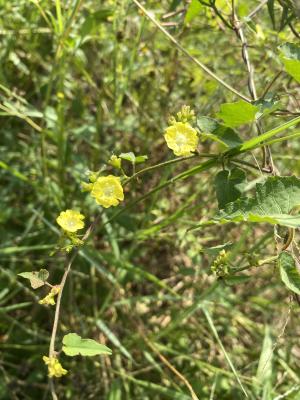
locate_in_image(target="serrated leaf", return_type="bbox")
[214,168,247,209]
[18,269,49,289]
[279,43,300,83]
[215,176,300,228]
[216,100,259,128]
[197,116,243,149]
[62,333,112,357]
[185,0,203,23]
[278,252,300,295]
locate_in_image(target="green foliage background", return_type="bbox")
[0,0,300,399]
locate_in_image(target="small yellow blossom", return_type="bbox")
[109,155,122,169]
[56,210,85,233]
[91,175,124,208]
[81,182,93,192]
[39,286,60,306]
[43,356,68,378]
[164,122,199,156]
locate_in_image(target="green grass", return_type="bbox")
[0,0,300,399]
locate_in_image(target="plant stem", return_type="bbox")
[123,153,217,186]
[48,214,101,399]
[132,0,250,102]
[234,255,278,273]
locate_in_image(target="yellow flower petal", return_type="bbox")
[164,122,198,156]
[91,175,124,208]
[56,210,85,233]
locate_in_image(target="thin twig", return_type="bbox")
[261,71,283,99]
[132,0,250,102]
[123,152,217,186]
[232,5,257,100]
[231,159,272,173]
[140,329,200,400]
[231,1,276,173]
[240,0,268,26]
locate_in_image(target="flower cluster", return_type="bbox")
[211,250,230,277]
[175,105,196,124]
[39,286,60,306]
[43,356,68,378]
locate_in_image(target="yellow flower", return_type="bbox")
[91,175,124,208]
[39,286,60,306]
[43,356,68,378]
[164,122,198,156]
[56,209,85,233]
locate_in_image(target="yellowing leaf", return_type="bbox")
[18,269,49,289]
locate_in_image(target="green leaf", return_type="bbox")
[185,0,203,23]
[80,8,113,37]
[62,333,112,357]
[216,176,300,228]
[119,152,136,163]
[197,116,243,149]
[214,168,246,209]
[256,326,273,399]
[235,115,300,153]
[216,100,259,128]
[119,152,147,164]
[278,252,300,295]
[18,269,49,289]
[279,43,300,83]
[253,94,281,119]
[135,155,148,164]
